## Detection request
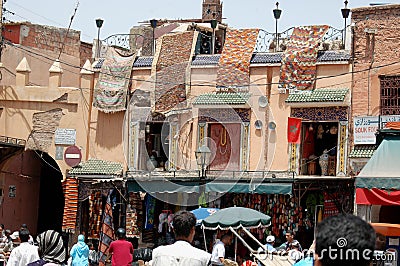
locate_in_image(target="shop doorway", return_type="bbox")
[208,123,241,171]
[300,122,339,176]
[144,122,170,170]
[36,152,64,234]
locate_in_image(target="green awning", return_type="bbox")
[127,180,200,193]
[356,135,400,189]
[205,182,292,195]
[127,180,292,195]
[356,177,400,190]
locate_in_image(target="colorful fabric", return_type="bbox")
[62,177,79,232]
[279,25,329,91]
[144,194,156,230]
[323,192,339,218]
[126,192,142,238]
[153,31,197,113]
[36,230,66,263]
[88,191,102,239]
[216,29,259,91]
[93,48,135,113]
[288,117,302,144]
[98,190,115,266]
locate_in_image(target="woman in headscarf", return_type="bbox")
[28,230,66,266]
[70,234,89,266]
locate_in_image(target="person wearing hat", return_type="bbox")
[258,235,277,253]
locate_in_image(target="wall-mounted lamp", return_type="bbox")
[273,2,282,52]
[150,19,158,55]
[95,18,104,59]
[341,0,350,49]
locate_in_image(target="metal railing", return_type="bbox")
[101,33,150,56]
[255,26,346,53]
[0,135,26,147]
[126,169,294,181]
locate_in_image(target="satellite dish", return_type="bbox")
[255,120,263,129]
[268,122,277,130]
[258,96,268,108]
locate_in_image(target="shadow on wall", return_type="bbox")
[95,111,124,149]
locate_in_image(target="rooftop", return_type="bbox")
[193,92,251,105]
[68,158,123,176]
[285,88,349,103]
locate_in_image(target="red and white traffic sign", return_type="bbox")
[64,145,82,167]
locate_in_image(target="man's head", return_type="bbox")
[116,228,126,240]
[266,235,275,244]
[221,234,232,245]
[172,210,196,241]
[315,214,375,266]
[19,228,30,243]
[285,230,294,243]
[21,224,28,229]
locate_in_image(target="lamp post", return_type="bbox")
[210,19,218,55]
[341,0,350,49]
[273,2,282,52]
[195,145,211,180]
[150,19,158,55]
[95,18,104,59]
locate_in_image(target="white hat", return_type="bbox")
[10,231,19,240]
[266,235,275,243]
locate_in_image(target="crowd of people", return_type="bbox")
[0,212,377,266]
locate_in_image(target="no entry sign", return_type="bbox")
[64,145,82,167]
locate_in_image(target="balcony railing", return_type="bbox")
[255,26,346,53]
[101,33,150,56]
[126,169,294,181]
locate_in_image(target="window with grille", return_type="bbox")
[380,75,400,115]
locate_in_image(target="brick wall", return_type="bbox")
[20,23,81,58]
[352,5,400,116]
[79,42,93,67]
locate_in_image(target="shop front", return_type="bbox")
[286,102,349,176]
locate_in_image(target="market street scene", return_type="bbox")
[0,0,400,265]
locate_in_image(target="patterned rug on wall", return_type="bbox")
[62,177,79,232]
[93,48,136,113]
[279,25,329,91]
[152,31,198,113]
[216,29,260,92]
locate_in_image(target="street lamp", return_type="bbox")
[195,145,211,180]
[341,0,350,49]
[210,19,218,55]
[95,18,104,59]
[150,19,158,55]
[273,2,282,52]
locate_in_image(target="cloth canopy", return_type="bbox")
[356,135,400,205]
[201,206,271,230]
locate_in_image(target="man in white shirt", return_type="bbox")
[152,210,211,266]
[211,234,232,265]
[6,228,39,266]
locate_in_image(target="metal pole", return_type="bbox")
[211,28,215,55]
[343,18,347,49]
[0,0,4,63]
[275,19,278,52]
[97,28,101,58]
[152,27,155,55]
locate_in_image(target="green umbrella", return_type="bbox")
[201,206,271,230]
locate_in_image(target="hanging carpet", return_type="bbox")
[216,29,259,92]
[279,25,329,91]
[153,31,198,113]
[62,177,79,232]
[93,48,136,113]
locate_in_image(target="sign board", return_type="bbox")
[64,145,82,167]
[353,116,379,144]
[55,146,64,160]
[55,128,76,145]
[380,115,400,129]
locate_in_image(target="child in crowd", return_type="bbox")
[88,242,99,266]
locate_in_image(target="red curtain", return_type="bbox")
[288,117,302,144]
[356,188,400,206]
